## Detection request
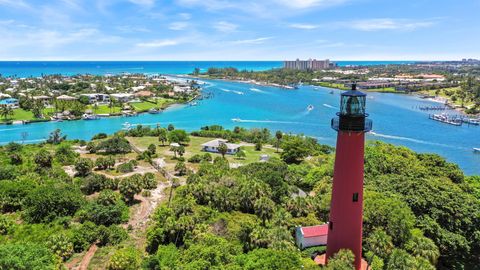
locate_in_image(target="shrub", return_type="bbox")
[92,133,108,140]
[96,136,131,154]
[142,173,157,190]
[9,153,23,165]
[86,141,97,153]
[46,233,74,261]
[116,162,135,173]
[175,161,187,176]
[23,184,85,223]
[71,222,99,252]
[55,144,78,165]
[77,200,129,226]
[34,149,53,168]
[75,158,94,177]
[81,174,116,195]
[202,153,212,162]
[0,215,14,235]
[188,154,203,163]
[107,247,141,270]
[0,243,60,270]
[119,176,142,202]
[97,225,128,246]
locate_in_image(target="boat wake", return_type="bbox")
[369,131,462,149]
[231,118,304,124]
[221,88,244,95]
[323,104,338,109]
[250,88,267,93]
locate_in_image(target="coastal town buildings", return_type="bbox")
[284,59,334,71]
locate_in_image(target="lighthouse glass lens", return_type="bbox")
[341,96,365,116]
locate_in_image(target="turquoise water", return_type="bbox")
[0,61,414,77]
[0,79,478,175]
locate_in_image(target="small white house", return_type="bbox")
[80,93,110,104]
[111,93,133,103]
[295,224,328,249]
[201,139,240,155]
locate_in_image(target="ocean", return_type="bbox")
[0,61,415,77]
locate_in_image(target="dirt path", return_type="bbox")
[77,244,98,270]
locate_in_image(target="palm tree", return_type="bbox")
[386,249,417,270]
[254,196,274,225]
[275,130,283,152]
[405,233,439,265]
[0,106,14,120]
[365,228,394,260]
[218,142,228,158]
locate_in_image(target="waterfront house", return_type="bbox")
[135,91,154,98]
[111,93,134,103]
[33,95,53,106]
[0,98,19,108]
[295,224,328,249]
[80,93,110,104]
[201,139,240,154]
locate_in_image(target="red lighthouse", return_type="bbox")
[326,84,372,270]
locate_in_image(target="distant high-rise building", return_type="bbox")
[283,58,333,70]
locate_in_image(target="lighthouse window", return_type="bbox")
[352,193,359,202]
[329,222,333,230]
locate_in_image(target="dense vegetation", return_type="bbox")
[0,125,478,269]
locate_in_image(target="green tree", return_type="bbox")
[325,249,355,270]
[236,149,246,160]
[365,228,394,260]
[167,129,190,145]
[119,176,142,202]
[275,130,283,152]
[107,247,141,270]
[23,184,85,223]
[386,249,417,270]
[167,124,175,131]
[47,129,67,144]
[0,105,14,120]
[254,196,275,225]
[175,161,187,176]
[75,157,94,177]
[280,136,310,163]
[158,128,168,146]
[405,230,439,265]
[218,142,228,158]
[47,233,74,261]
[147,144,156,156]
[34,149,53,168]
[0,243,61,269]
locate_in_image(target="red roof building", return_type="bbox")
[295,224,329,249]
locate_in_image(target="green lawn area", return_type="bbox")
[418,86,475,107]
[315,82,349,90]
[127,136,281,167]
[0,108,35,122]
[130,98,176,112]
[86,104,122,114]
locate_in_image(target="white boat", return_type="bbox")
[82,114,99,120]
[307,105,314,111]
[474,148,480,153]
[231,118,241,122]
[148,108,161,114]
[189,101,198,106]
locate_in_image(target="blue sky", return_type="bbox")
[0,0,478,60]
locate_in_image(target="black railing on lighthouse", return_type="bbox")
[331,83,372,132]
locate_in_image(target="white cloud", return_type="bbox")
[169,21,189,31]
[231,37,273,45]
[116,25,151,33]
[289,23,319,29]
[136,39,180,47]
[276,0,348,9]
[345,18,435,31]
[214,21,238,32]
[178,13,191,20]
[128,0,155,8]
[0,0,30,9]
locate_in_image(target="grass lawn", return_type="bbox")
[86,104,122,115]
[418,86,475,107]
[130,98,176,112]
[315,82,349,90]
[127,136,281,168]
[0,108,35,122]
